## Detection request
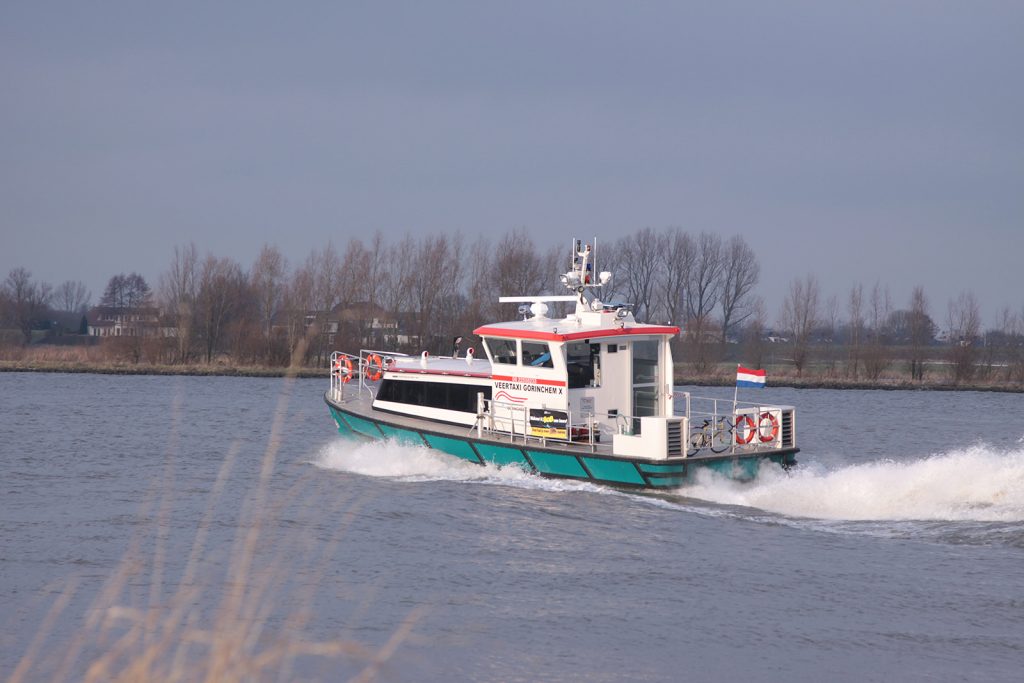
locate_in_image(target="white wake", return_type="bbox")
[313,438,1024,523]
[311,439,606,494]
[679,444,1024,522]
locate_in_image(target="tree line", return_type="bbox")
[2,227,1023,384]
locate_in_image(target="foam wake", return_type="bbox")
[312,439,606,494]
[680,444,1024,522]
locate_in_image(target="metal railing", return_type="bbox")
[328,349,411,401]
[672,391,792,456]
[471,393,599,452]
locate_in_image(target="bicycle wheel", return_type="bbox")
[710,419,732,453]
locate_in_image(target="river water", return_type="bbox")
[2,372,1023,681]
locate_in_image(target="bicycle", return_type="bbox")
[688,417,733,455]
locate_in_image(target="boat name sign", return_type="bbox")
[492,374,566,396]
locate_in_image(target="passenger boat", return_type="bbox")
[323,239,798,489]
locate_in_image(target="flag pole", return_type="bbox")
[733,363,739,414]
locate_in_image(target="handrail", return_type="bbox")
[670,391,791,455]
[472,394,598,451]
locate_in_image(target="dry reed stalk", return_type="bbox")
[13,327,425,682]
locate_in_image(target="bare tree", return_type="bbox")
[363,232,389,348]
[305,243,343,365]
[862,282,892,380]
[908,285,934,381]
[1007,305,1024,383]
[308,242,342,314]
[948,290,981,383]
[780,274,819,376]
[847,283,864,379]
[742,297,767,370]
[250,244,287,362]
[659,228,694,327]
[683,232,724,372]
[100,273,152,308]
[595,237,624,304]
[491,228,549,321]
[282,264,315,359]
[195,255,248,364]
[617,228,663,322]
[823,294,839,376]
[407,233,463,353]
[55,280,91,314]
[336,238,372,349]
[160,243,199,363]
[3,268,53,344]
[685,232,724,323]
[458,236,494,333]
[379,234,417,351]
[718,235,759,344]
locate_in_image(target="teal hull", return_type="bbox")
[326,400,798,490]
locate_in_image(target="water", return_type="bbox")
[2,373,1024,681]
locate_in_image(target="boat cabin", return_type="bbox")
[473,313,680,438]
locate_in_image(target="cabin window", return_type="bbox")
[377,380,491,414]
[632,340,659,385]
[521,341,554,368]
[566,342,601,389]
[488,338,518,365]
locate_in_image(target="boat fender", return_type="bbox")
[758,411,779,443]
[734,415,757,444]
[365,353,384,381]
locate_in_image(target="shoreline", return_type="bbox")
[674,374,1024,394]
[0,360,323,379]
[2,360,1022,393]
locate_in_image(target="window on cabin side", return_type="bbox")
[632,340,659,385]
[566,342,600,389]
[377,380,490,413]
[488,338,518,365]
[521,341,554,368]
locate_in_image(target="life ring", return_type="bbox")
[758,411,779,443]
[734,415,757,444]
[333,356,354,384]
[364,353,384,381]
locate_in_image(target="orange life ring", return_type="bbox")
[734,415,757,444]
[333,356,354,384]
[758,411,779,443]
[364,353,384,381]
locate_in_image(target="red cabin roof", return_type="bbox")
[473,323,680,343]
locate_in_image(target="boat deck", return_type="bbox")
[326,389,626,458]
[324,389,798,488]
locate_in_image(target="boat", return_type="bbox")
[323,239,798,489]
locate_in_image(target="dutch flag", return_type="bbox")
[736,366,766,388]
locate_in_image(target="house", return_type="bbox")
[329,302,410,347]
[271,302,411,350]
[87,306,176,338]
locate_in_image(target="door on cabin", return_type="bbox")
[630,339,660,434]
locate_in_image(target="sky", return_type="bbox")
[2,1,1022,325]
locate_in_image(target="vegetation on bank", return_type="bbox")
[4,227,1024,389]
[2,350,1021,393]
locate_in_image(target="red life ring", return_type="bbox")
[364,353,384,381]
[758,411,779,443]
[734,415,757,444]
[333,356,354,384]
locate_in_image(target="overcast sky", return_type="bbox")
[2,1,1022,325]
